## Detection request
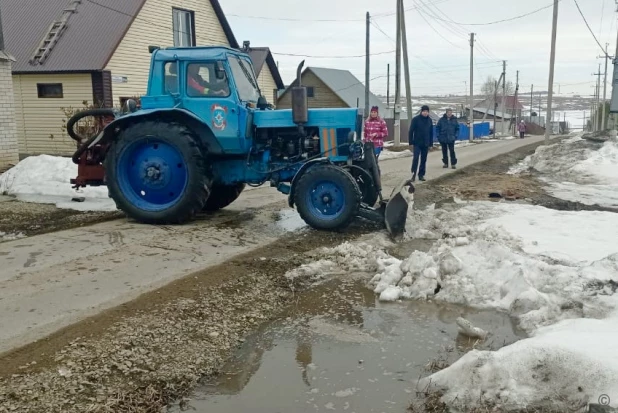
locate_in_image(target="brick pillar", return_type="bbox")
[0,53,19,171]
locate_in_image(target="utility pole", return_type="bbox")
[583,110,587,131]
[599,44,610,130]
[386,64,390,109]
[593,64,602,131]
[399,0,413,124]
[501,60,506,135]
[469,33,475,141]
[394,0,402,145]
[512,70,519,135]
[365,12,370,120]
[530,84,534,119]
[545,0,559,143]
[610,0,618,119]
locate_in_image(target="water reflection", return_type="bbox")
[176,279,523,413]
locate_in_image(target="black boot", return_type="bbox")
[419,176,426,181]
[411,173,416,182]
[443,164,448,168]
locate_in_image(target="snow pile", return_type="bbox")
[284,234,392,288]
[509,136,618,207]
[0,155,116,211]
[421,311,618,411]
[371,200,618,411]
[0,231,26,242]
[368,202,618,333]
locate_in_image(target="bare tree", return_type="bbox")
[481,76,514,97]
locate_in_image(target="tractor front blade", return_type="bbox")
[384,179,415,238]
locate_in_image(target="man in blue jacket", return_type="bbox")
[436,108,459,169]
[408,105,434,181]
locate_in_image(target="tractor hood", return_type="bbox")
[252,108,360,129]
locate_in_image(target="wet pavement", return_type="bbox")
[175,276,525,413]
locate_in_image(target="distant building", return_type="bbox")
[473,95,524,119]
[277,67,384,117]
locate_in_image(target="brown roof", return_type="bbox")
[246,47,284,89]
[1,0,239,73]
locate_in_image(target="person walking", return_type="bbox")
[517,120,526,139]
[408,105,434,182]
[436,108,459,169]
[363,106,388,159]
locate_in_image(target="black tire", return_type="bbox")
[104,120,209,224]
[346,166,379,206]
[203,183,245,211]
[294,164,361,231]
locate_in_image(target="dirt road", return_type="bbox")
[0,135,569,413]
[0,136,551,357]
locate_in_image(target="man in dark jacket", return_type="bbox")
[436,108,459,169]
[408,105,434,181]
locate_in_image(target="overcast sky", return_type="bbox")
[221,0,616,97]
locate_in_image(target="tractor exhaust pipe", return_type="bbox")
[291,60,308,136]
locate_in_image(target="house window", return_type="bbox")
[173,8,195,47]
[37,83,63,98]
[306,86,315,98]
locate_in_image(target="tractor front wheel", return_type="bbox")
[294,164,361,231]
[104,121,209,224]
[203,183,245,212]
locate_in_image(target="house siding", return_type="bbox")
[104,0,230,106]
[0,59,19,169]
[257,66,278,106]
[13,73,93,156]
[277,71,347,109]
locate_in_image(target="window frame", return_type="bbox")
[37,83,64,98]
[172,7,196,47]
[226,55,261,103]
[185,62,232,99]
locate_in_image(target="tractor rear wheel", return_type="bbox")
[203,183,245,211]
[294,164,361,231]
[104,121,209,224]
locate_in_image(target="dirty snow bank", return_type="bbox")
[422,310,618,411]
[0,155,115,211]
[509,135,618,207]
[283,233,393,289]
[371,200,618,411]
[369,201,618,332]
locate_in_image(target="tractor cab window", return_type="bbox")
[164,62,178,94]
[186,62,230,98]
[227,56,260,103]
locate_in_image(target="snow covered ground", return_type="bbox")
[509,135,618,208]
[286,190,618,410]
[0,155,115,211]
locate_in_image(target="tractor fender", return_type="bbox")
[100,108,224,154]
[288,157,331,208]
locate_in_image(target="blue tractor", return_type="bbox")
[67,45,413,236]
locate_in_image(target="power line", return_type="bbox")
[573,0,607,53]
[413,2,464,49]
[409,1,560,26]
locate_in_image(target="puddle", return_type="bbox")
[172,278,524,413]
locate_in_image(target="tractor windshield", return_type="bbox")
[227,56,261,103]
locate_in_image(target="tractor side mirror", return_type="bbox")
[215,61,225,80]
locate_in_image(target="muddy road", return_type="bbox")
[0,136,585,413]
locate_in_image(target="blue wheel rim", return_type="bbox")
[305,180,346,221]
[116,138,188,212]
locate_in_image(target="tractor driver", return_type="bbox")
[187,64,229,97]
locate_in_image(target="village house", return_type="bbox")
[0,5,18,170]
[2,0,284,158]
[277,67,385,117]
